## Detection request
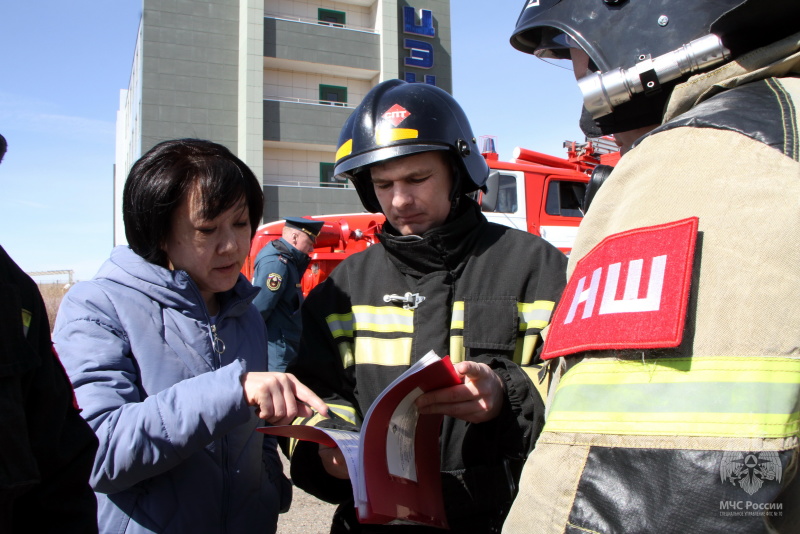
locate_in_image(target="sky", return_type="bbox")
[0,1,585,282]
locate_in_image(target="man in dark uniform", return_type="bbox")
[252,216,324,372]
[0,134,99,532]
[285,80,568,533]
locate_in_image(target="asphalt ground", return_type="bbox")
[277,453,337,534]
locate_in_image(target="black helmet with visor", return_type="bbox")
[510,0,800,135]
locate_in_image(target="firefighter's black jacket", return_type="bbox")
[286,199,567,533]
[0,245,98,532]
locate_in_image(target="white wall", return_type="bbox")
[264,146,343,186]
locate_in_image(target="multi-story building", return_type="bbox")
[114,0,452,245]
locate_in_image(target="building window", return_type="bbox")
[319,85,347,106]
[318,9,345,27]
[545,180,586,217]
[320,162,347,188]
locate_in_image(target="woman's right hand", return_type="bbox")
[241,372,328,425]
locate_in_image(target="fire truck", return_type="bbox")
[243,137,619,296]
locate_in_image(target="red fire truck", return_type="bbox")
[243,137,619,295]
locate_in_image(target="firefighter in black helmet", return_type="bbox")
[285,79,569,533]
[505,1,800,533]
[334,78,490,214]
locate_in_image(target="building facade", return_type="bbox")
[114,0,452,244]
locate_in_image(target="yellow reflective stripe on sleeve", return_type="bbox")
[352,305,414,333]
[449,336,464,363]
[518,300,555,331]
[522,366,548,405]
[338,342,354,369]
[21,308,32,328]
[546,357,800,439]
[288,411,329,457]
[451,302,464,330]
[376,128,418,145]
[21,308,32,337]
[516,334,540,366]
[327,312,354,339]
[545,412,799,439]
[336,139,353,161]
[561,357,800,386]
[353,337,413,366]
[327,404,357,425]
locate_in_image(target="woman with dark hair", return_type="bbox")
[53,139,327,534]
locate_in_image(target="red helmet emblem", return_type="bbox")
[382,104,411,127]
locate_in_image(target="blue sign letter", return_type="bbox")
[404,72,437,86]
[403,6,435,37]
[403,39,433,69]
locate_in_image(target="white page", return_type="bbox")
[385,386,424,481]
[316,428,363,506]
[357,350,441,508]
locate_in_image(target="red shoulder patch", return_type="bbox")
[542,217,699,360]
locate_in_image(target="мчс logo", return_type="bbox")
[720,451,783,496]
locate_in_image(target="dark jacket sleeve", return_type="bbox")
[284,278,360,505]
[0,248,99,533]
[491,237,567,458]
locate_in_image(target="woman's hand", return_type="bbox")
[319,444,350,479]
[242,372,328,425]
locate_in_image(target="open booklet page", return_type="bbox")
[259,350,461,529]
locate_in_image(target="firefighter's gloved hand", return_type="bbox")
[415,361,505,423]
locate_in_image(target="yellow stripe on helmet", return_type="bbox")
[335,139,353,162]
[376,128,419,145]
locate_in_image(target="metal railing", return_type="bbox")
[264,180,350,189]
[264,13,378,35]
[264,95,354,109]
[28,269,74,285]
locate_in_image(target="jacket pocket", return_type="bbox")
[463,297,518,351]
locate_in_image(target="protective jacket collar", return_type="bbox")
[664,31,800,122]
[377,198,488,276]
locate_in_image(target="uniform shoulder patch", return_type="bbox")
[542,217,699,360]
[266,273,283,291]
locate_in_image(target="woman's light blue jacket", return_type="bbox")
[54,246,289,533]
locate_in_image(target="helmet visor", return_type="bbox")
[531,28,581,60]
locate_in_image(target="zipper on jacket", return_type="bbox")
[210,323,226,368]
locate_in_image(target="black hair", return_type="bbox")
[0,134,7,164]
[122,138,264,267]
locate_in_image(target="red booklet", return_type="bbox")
[260,351,462,529]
